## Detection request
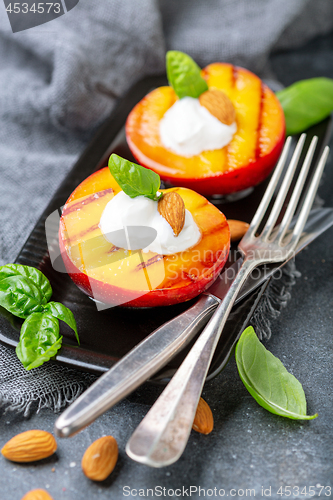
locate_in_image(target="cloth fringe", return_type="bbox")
[0,381,94,417]
[0,346,97,417]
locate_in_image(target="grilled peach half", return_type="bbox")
[59,167,230,307]
[126,63,285,196]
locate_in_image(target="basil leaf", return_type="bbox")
[235,326,317,420]
[0,276,45,319]
[0,264,52,302]
[16,312,62,370]
[166,50,208,99]
[44,301,79,344]
[108,154,161,200]
[276,77,333,136]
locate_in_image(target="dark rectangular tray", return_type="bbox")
[0,75,331,382]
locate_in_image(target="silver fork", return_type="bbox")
[126,134,330,468]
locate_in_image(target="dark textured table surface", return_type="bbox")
[1,33,333,500]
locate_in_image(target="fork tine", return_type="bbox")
[260,134,307,241]
[124,134,330,468]
[276,136,318,243]
[247,136,292,238]
[290,145,330,245]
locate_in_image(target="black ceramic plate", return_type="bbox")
[0,75,331,381]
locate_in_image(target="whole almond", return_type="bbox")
[227,219,250,242]
[1,430,57,463]
[21,489,54,500]
[82,435,118,481]
[192,397,214,435]
[199,89,236,125]
[158,191,185,237]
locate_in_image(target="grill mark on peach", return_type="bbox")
[201,222,228,237]
[77,223,100,239]
[62,188,114,216]
[193,199,209,211]
[64,224,102,245]
[107,245,120,254]
[135,254,164,271]
[255,82,265,159]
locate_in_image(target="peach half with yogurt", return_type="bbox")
[126,52,285,196]
[59,160,230,308]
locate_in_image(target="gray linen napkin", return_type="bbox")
[0,0,332,414]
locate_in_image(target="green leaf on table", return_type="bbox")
[16,311,62,370]
[0,264,52,302]
[166,50,208,99]
[0,263,79,369]
[108,154,161,201]
[276,77,333,136]
[44,301,79,344]
[0,275,46,319]
[235,326,318,420]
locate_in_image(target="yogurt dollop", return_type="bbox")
[159,96,237,157]
[99,191,201,255]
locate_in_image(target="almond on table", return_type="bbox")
[227,219,250,242]
[21,489,54,500]
[1,430,57,463]
[81,435,118,481]
[192,397,214,435]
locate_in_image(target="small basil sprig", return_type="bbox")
[108,154,162,201]
[166,50,208,99]
[0,263,52,302]
[43,301,79,344]
[16,312,62,370]
[276,77,333,136]
[235,326,317,420]
[0,276,46,319]
[0,264,79,370]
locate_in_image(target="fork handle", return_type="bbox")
[54,293,219,438]
[126,258,256,467]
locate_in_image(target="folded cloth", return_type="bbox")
[160,0,333,74]
[0,0,332,414]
